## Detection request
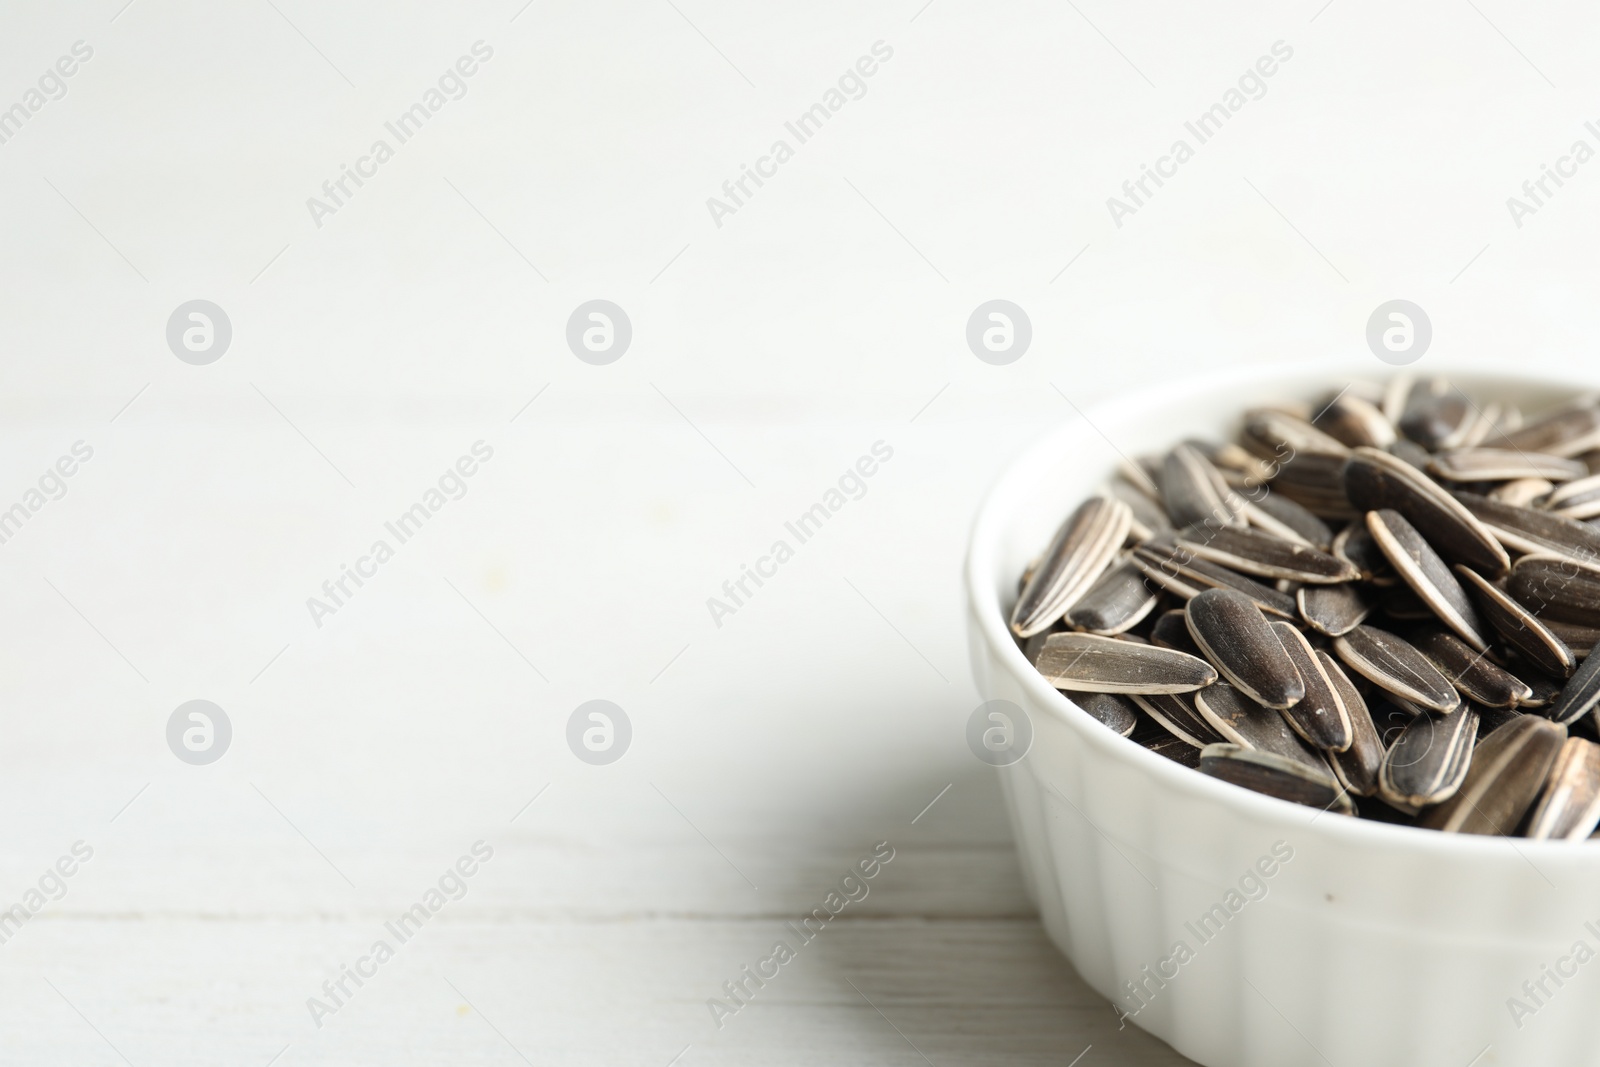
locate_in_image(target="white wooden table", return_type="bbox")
[0,0,1588,1061]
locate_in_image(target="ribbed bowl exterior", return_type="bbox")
[966,363,1600,1067]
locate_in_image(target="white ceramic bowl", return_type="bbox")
[965,362,1600,1067]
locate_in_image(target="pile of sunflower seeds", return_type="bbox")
[1012,376,1600,838]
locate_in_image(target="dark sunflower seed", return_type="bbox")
[1011,497,1133,637]
[1034,632,1218,694]
[1429,449,1588,483]
[1242,410,1350,458]
[1388,439,1434,472]
[1366,509,1488,650]
[1199,743,1354,814]
[1242,492,1334,550]
[1544,635,1600,725]
[1130,691,1225,747]
[1417,716,1566,834]
[1110,476,1174,540]
[1377,583,1434,621]
[1313,394,1396,449]
[1332,625,1460,714]
[1489,478,1556,508]
[1378,700,1479,808]
[1542,472,1600,520]
[1071,692,1140,737]
[1514,670,1564,710]
[1160,444,1246,530]
[1132,715,1203,767]
[1065,558,1160,635]
[1270,452,1356,520]
[1322,650,1382,796]
[1409,627,1533,708]
[1541,618,1600,656]
[1193,681,1323,767]
[1524,737,1600,840]
[1190,440,1276,487]
[1120,458,1163,500]
[1332,522,1397,585]
[1477,704,1524,737]
[1496,402,1600,458]
[1173,524,1358,585]
[1507,555,1600,628]
[1454,565,1577,679]
[1131,540,1299,619]
[1271,622,1352,751]
[1451,400,1505,450]
[1185,588,1305,710]
[1297,583,1374,636]
[1149,608,1203,656]
[1344,447,1510,577]
[1398,378,1470,450]
[1452,490,1600,563]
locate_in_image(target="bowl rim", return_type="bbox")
[965,358,1600,862]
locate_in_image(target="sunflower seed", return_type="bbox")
[1524,737,1600,840]
[1110,476,1174,539]
[1378,700,1479,808]
[1011,496,1132,637]
[1034,632,1218,694]
[1410,627,1533,708]
[1430,448,1589,483]
[1313,393,1397,449]
[1322,651,1383,796]
[1119,458,1163,500]
[1271,452,1356,519]
[1497,402,1600,458]
[1543,635,1600,724]
[1161,444,1246,530]
[1377,583,1435,620]
[1541,618,1600,655]
[1389,438,1434,472]
[1542,472,1600,520]
[1271,621,1353,751]
[1333,625,1461,713]
[1023,628,1055,665]
[1455,565,1577,678]
[1477,704,1524,737]
[1131,691,1225,747]
[1344,447,1510,576]
[1506,556,1600,628]
[1173,524,1358,585]
[1149,608,1203,655]
[1398,378,1470,450]
[1366,509,1488,650]
[1131,540,1299,619]
[1297,583,1374,637]
[1242,410,1350,458]
[1065,558,1160,635]
[1243,491,1334,550]
[1072,692,1140,737]
[1199,743,1354,814]
[1332,522,1397,585]
[1453,490,1600,563]
[1185,588,1305,709]
[1193,681,1322,766]
[1514,671,1564,710]
[1382,373,1415,426]
[1190,439,1276,487]
[1453,401,1504,450]
[1489,478,1556,508]
[1417,716,1566,834]
[1130,715,1204,767]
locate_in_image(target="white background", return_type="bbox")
[0,0,1595,1063]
